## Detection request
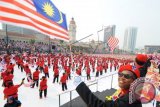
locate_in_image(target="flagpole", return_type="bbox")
[69,43,73,68]
[70,34,93,45]
[5,24,9,54]
[49,36,51,53]
[93,29,103,53]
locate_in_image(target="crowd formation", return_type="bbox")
[0,52,160,107]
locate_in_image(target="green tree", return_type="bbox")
[29,39,35,44]
[157,50,160,53]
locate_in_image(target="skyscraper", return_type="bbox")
[123,27,138,52]
[103,25,116,48]
[2,24,48,42]
[69,18,76,43]
[2,24,36,35]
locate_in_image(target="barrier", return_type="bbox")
[58,72,118,107]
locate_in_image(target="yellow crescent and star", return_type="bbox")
[42,2,63,24]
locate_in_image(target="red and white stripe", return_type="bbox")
[0,0,69,41]
[107,37,119,52]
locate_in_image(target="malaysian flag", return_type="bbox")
[0,0,69,41]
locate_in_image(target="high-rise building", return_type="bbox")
[2,24,36,35]
[123,27,138,52]
[69,18,76,42]
[2,24,22,34]
[2,24,49,42]
[103,25,116,48]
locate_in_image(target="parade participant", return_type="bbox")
[99,64,103,75]
[73,64,142,107]
[24,65,31,76]
[20,58,24,72]
[60,73,68,91]
[3,78,24,100]
[96,64,100,77]
[103,62,108,73]
[47,56,51,67]
[39,76,47,99]
[39,59,44,73]
[32,68,40,88]
[135,54,151,77]
[53,66,59,83]
[110,62,113,72]
[43,65,49,78]
[4,96,21,107]
[86,66,91,80]
[24,73,34,88]
[76,67,82,76]
[65,65,71,80]
[2,72,14,87]
[158,63,160,74]
[6,63,15,74]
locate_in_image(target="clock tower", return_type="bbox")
[69,18,76,42]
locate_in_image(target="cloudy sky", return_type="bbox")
[53,0,160,48]
[0,0,160,49]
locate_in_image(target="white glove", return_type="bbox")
[73,75,82,87]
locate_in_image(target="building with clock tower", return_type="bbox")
[69,18,76,43]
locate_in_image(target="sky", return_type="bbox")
[52,0,160,49]
[0,0,160,49]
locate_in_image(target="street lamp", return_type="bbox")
[71,34,93,45]
[97,29,103,44]
[93,29,103,53]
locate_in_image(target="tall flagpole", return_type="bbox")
[5,24,9,54]
[49,36,51,53]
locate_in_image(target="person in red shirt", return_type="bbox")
[7,63,15,74]
[20,59,24,72]
[53,67,59,83]
[3,78,24,100]
[60,73,67,91]
[39,60,44,73]
[96,64,100,77]
[39,76,47,99]
[103,62,108,73]
[24,65,31,76]
[76,67,82,76]
[110,62,113,72]
[1,69,9,80]
[43,65,49,78]
[99,65,103,75]
[3,72,14,87]
[65,66,71,80]
[32,68,40,88]
[86,67,91,80]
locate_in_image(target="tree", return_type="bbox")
[29,39,35,45]
[157,50,160,53]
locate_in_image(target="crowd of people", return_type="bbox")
[74,54,160,107]
[0,51,160,107]
[0,39,50,54]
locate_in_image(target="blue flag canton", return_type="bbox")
[33,0,67,30]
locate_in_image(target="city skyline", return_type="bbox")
[0,0,160,49]
[123,27,138,52]
[103,25,116,49]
